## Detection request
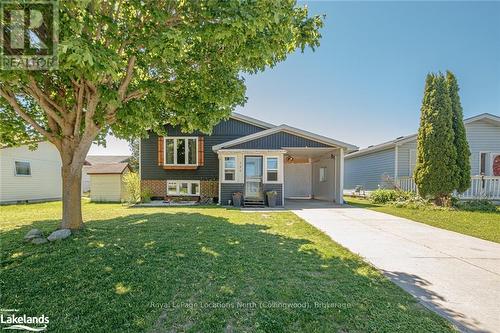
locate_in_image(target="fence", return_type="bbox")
[396,176,500,200]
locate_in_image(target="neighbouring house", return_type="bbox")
[0,141,62,204]
[140,113,358,206]
[82,155,130,192]
[344,113,500,199]
[87,163,132,202]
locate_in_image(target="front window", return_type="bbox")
[165,137,198,165]
[224,156,236,181]
[266,157,278,182]
[480,152,487,175]
[15,161,31,176]
[167,180,200,196]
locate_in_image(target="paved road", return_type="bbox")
[291,205,500,333]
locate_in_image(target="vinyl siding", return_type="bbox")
[395,119,500,177]
[230,132,330,149]
[90,174,124,202]
[220,183,283,206]
[141,118,266,180]
[220,183,244,205]
[0,142,62,203]
[344,147,395,190]
[397,140,417,177]
[466,120,500,175]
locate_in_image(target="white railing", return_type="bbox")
[396,176,500,200]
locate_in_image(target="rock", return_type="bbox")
[47,229,71,242]
[31,237,48,245]
[24,229,43,241]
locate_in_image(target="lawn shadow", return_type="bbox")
[1,211,454,333]
[383,270,486,333]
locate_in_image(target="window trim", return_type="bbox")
[479,151,488,175]
[14,160,31,177]
[166,180,200,196]
[264,156,279,183]
[222,155,237,183]
[319,167,327,182]
[164,137,198,166]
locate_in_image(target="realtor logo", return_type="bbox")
[0,0,59,70]
[0,309,48,331]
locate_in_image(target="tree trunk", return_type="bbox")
[60,163,84,230]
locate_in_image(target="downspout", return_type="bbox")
[394,145,399,182]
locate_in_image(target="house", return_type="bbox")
[344,113,500,199]
[140,113,358,206]
[82,155,130,192]
[87,163,132,202]
[0,141,62,204]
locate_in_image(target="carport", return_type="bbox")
[284,147,344,204]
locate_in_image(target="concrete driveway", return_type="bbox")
[291,203,500,333]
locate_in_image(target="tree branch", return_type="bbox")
[27,75,66,126]
[73,81,85,137]
[118,56,136,100]
[0,88,56,142]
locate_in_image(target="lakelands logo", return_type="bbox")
[0,309,48,332]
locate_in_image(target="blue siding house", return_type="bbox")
[140,113,357,206]
[344,113,500,199]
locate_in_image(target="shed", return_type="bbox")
[87,163,132,202]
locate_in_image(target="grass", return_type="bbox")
[0,201,454,332]
[346,196,500,243]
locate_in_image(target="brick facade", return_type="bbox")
[141,179,218,199]
[141,180,167,198]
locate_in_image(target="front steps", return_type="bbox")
[244,198,265,208]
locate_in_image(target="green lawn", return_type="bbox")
[1,201,454,332]
[346,197,500,243]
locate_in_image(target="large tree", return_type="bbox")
[0,1,323,230]
[446,71,471,193]
[414,73,457,205]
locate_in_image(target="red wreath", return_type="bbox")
[493,155,500,176]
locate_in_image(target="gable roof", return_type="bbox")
[85,155,130,165]
[229,112,275,129]
[212,124,358,152]
[86,163,131,175]
[346,113,500,159]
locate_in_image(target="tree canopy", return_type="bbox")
[0,0,323,229]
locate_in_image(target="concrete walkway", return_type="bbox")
[292,206,500,333]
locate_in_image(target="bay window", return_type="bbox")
[165,137,198,165]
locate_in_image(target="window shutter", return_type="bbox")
[198,136,204,166]
[157,136,164,166]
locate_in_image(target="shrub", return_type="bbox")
[369,189,411,204]
[454,199,497,212]
[123,172,141,204]
[390,194,431,209]
[141,187,152,203]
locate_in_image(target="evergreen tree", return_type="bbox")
[414,73,457,205]
[447,71,471,193]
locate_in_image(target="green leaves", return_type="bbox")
[0,0,323,145]
[414,72,471,202]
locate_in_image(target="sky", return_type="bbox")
[89,1,500,155]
